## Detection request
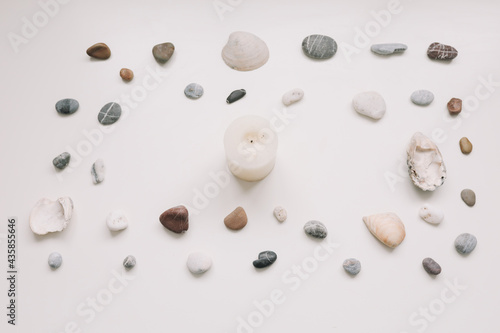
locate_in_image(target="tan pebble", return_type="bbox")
[447,98,462,115]
[86,43,111,60]
[459,137,472,154]
[120,68,134,81]
[224,206,247,230]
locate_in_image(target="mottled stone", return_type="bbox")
[184,83,204,99]
[302,35,337,59]
[53,152,71,169]
[419,204,444,225]
[86,43,111,60]
[343,258,361,275]
[447,98,462,115]
[253,251,277,268]
[123,255,136,269]
[55,98,79,115]
[187,251,212,274]
[226,89,246,104]
[422,258,441,275]
[120,68,134,81]
[273,206,287,222]
[106,210,129,231]
[48,252,62,269]
[427,42,458,60]
[459,137,472,154]
[224,206,247,230]
[352,91,386,120]
[152,42,175,64]
[411,90,434,106]
[304,220,328,238]
[455,233,477,254]
[159,205,189,233]
[461,189,476,207]
[370,43,407,55]
[282,88,304,106]
[98,102,122,125]
[91,159,105,184]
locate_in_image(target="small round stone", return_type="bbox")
[410,90,434,106]
[48,252,62,269]
[302,34,337,59]
[461,189,476,207]
[55,98,79,115]
[184,83,204,99]
[447,98,462,115]
[98,102,122,125]
[459,137,473,154]
[86,43,111,60]
[253,251,277,268]
[273,206,287,222]
[123,255,136,269]
[304,220,328,238]
[120,68,134,81]
[106,210,129,231]
[343,258,361,275]
[186,251,212,274]
[454,233,477,254]
[53,152,71,169]
[152,42,175,64]
[422,257,441,275]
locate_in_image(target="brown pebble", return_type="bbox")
[224,207,247,230]
[120,68,134,81]
[152,42,175,64]
[447,98,462,115]
[459,137,473,154]
[159,205,189,233]
[461,189,476,207]
[86,43,111,60]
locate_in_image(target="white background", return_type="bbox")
[1,0,500,332]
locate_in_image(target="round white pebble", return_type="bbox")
[352,91,386,120]
[186,251,212,274]
[273,206,287,222]
[106,210,129,231]
[419,204,444,225]
[48,252,62,268]
[282,88,304,106]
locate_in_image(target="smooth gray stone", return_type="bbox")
[253,251,277,268]
[455,233,477,254]
[411,90,434,106]
[55,98,79,115]
[343,258,361,275]
[98,102,122,125]
[184,83,204,99]
[48,252,62,269]
[370,43,407,55]
[422,257,441,275]
[53,152,70,169]
[123,255,136,269]
[302,35,337,59]
[226,89,246,104]
[304,220,328,238]
[152,42,175,64]
[461,189,476,207]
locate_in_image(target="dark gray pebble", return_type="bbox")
[422,257,441,275]
[98,102,122,125]
[123,255,136,269]
[302,34,337,59]
[461,189,476,207]
[55,98,79,115]
[304,220,328,238]
[226,89,246,104]
[53,152,71,169]
[455,233,477,254]
[253,251,277,268]
[343,258,361,275]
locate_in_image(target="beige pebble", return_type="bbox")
[224,207,247,230]
[459,137,472,154]
[273,206,287,222]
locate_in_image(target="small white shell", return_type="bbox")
[29,197,74,235]
[282,89,304,106]
[106,210,129,231]
[91,158,105,184]
[221,31,269,71]
[273,206,287,222]
[186,251,212,274]
[419,204,444,224]
[362,212,405,248]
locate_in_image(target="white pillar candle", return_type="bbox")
[224,115,278,182]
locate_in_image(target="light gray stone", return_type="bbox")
[304,220,328,238]
[411,90,434,106]
[48,252,62,269]
[343,258,361,275]
[455,233,477,254]
[184,83,204,99]
[370,43,407,55]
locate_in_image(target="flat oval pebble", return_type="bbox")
[152,42,175,64]
[55,98,79,115]
[447,98,462,115]
[273,206,287,222]
[461,189,476,207]
[91,158,105,184]
[370,43,407,55]
[224,206,247,230]
[159,205,189,233]
[459,137,473,154]
[419,204,444,225]
[186,251,212,274]
[411,90,434,106]
[427,42,458,60]
[98,102,122,125]
[106,210,129,231]
[343,258,361,275]
[282,88,304,106]
[422,257,441,275]
[53,152,70,169]
[184,83,204,99]
[301,34,337,59]
[304,220,328,238]
[454,233,477,254]
[48,252,62,269]
[86,42,111,60]
[120,68,134,81]
[123,255,136,269]
[253,251,277,268]
[352,91,386,120]
[226,89,246,104]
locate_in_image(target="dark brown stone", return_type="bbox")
[427,42,458,60]
[224,207,247,230]
[86,43,111,60]
[120,68,134,81]
[159,205,189,233]
[447,98,462,115]
[152,42,175,64]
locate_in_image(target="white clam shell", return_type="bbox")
[29,197,74,235]
[362,212,406,248]
[282,89,304,106]
[186,251,212,274]
[106,210,129,231]
[407,132,447,191]
[419,204,444,224]
[221,31,269,71]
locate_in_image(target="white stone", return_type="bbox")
[106,210,129,231]
[186,251,212,274]
[419,204,444,225]
[29,197,74,235]
[91,158,105,184]
[352,91,386,120]
[273,206,287,222]
[282,88,304,106]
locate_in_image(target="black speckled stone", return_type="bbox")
[226,89,246,104]
[253,251,277,268]
[56,99,79,115]
[302,35,337,59]
[98,102,122,125]
[53,152,70,169]
[422,257,441,275]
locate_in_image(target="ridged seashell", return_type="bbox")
[29,197,74,235]
[407,132,447,191]
[362,212,405,248]
[221,31,269,71]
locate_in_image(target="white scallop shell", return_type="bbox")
[419,204,444,225]
[221,31,269,71]
[362,212,406,248]
[29,197,74,235]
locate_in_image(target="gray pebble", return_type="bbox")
[184,83,204,99]
[48,252,62,269]
[304,220,328,238]
[123,255,136,269]
[55,98,79,115]
[422,257,441,275]
[98,102,122,125]
[343,258,361,275]
[302,35,337,59]
[152,42,175,64]
[461,189,476,207]
[253,251,277,268]
[411,90,434,106]
[370,43,407,55]
[53,152,71,169]
[226,89,246,104]
[455,233,477,254]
